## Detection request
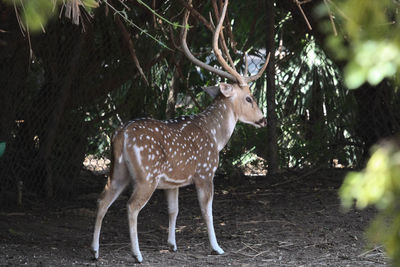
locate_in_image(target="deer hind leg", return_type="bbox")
[195,179,224,255]
[165,188,179,251]
[91,160,130,259]
[127,181,157,263]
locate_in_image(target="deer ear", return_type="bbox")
[219,83,234,97]
[203,86,220,99]
[203,84,234,98]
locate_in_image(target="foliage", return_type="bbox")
[232,146,258,167]
[2,0,395,200]
[340,137,400,265]
[3,0,363,172]
[320,1,400,264]
[4,0,99,32]
[321,0,400,89]
[275,33,361,168]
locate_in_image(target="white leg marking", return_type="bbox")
[197,187,224,255]
[204,199,224,254]
[126,183,156,263]
[165,188,179,251]
[128,209,143,263]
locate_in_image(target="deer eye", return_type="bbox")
[246,96,252,103]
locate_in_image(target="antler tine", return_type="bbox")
[211,0,236,70]
[181,3,236,82]
[213,0,246,86]
[218,26,236,70]
[245,52,271,83]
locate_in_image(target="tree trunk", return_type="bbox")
[38,27,84,198]
[265,0,279,174]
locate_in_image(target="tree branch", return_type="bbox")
[177,0,214,32]
[115,15,149,86]
[294,0,312,30]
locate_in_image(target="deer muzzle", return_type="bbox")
[255,117,267,128]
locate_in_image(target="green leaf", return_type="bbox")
[23,0,55,32]
[82,0,99,8]
[344,61,367,89]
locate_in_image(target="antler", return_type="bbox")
[181,6,236,81]
[212,0,245,85]
[210,0,236,69]
[181,0,270,86]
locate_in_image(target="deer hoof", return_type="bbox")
[134,254,143,263]
[168,243,177,252]
[91,249,99,260]
[212,247,225,255]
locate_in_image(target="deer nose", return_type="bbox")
[256,117,267,127]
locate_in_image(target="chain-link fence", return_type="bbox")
[0,15,126,202]
[1,3,399,206]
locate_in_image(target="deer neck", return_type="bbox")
[197,95,238,152]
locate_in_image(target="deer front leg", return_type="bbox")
[127,182,157,263]
[195,179,224,255]
[92,162,129,260]
[165,188,179,251]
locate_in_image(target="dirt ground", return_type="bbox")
[0,169,388,266]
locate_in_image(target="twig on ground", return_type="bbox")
[102,242,130,246]
[114,244,130,252]
[186,253,207,259]
[358,245,384,258]
[232,250,270,258]
[278,241,294,248]
[237,219,296,226]
[241,242,259,253]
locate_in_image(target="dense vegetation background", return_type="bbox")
[0,0,398,198]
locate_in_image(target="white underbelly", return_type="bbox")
[155,174,193,189]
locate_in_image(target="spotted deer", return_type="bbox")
[91,0,269,263]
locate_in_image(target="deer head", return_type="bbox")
[181,0,269,129]
[204,83,267,128]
